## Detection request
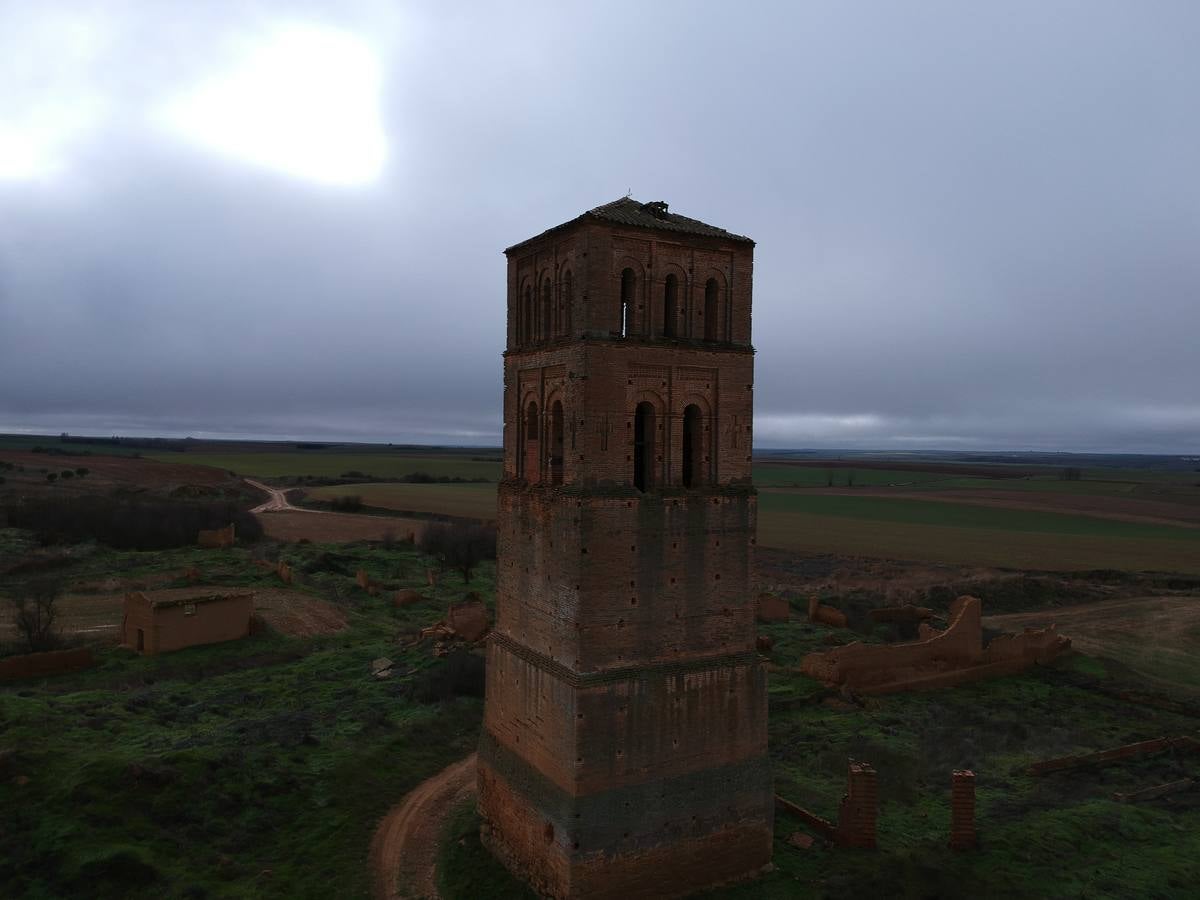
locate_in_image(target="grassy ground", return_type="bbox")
[757,508,1200,574]
[145,452,501,482]
[437,611,1200,899]
[759,493,1200,541]
[0,538,494,900]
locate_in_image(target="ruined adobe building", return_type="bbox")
[122,590,254,655]
[478,198,772,897]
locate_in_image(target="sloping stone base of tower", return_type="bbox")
[477,641,773,899]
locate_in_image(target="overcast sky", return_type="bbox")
[1,1,1197,453]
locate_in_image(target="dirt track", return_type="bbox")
[247,479,312,513]
[985,595,1200,692]
[370,753,478,900]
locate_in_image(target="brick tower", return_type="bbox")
[479,198,772,899]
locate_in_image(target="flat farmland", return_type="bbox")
[307,483,498,521]
[146,451,501,481]
[756,499,1200,574]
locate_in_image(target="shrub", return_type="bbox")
[411,649,485,703]
[75,468,88,477]
[60,470,74,479]
[329,495,363,512]
[46,473,57,483]
[8,578,62,652]
[1,495,263,550]
[419,521,496,583]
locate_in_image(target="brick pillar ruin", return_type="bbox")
[950,769,977,850]
[478,198,773,898]
[835,761,878,848]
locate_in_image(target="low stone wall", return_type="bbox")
[1028,736,1200,776]
[0,647,95,682]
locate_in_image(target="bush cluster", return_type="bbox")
[419,521,496,583]
[1,495,263,550]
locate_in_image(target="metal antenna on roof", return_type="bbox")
[625,188,632,198]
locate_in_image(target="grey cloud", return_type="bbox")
[1,1,1197,452]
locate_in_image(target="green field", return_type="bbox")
[0,539,491,899]
[5,537,1200,898]
[759,492,1200,542]
[307,483,498,520]
[752,464,951,487]
[146,452,502,482]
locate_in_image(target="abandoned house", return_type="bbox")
[478,198,772,898]
[121,590,254,655]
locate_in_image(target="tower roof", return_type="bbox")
[505,197,754,254]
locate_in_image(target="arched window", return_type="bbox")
[704,278,718,341]
[561,270,573,336]
[524,401,539,482]
[663,274,677,337]
[620,268,635,337]
[633,401,655,492]
[682,405,703,488]
[542,277,553,342]
[523,285,534,345]
[549,400,564,484]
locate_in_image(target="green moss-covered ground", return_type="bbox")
[0,537,491,899]
[4,537,1199,898]
[438,612,1200,900]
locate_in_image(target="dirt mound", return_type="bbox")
[253,589,347,636]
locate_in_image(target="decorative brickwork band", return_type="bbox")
[950,769,977,850]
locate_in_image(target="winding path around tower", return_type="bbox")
[370,753,478,900]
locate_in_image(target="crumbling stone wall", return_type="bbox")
[799,595,1069,693]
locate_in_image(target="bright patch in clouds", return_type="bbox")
[0,10,111,180]
[160,24,386,185]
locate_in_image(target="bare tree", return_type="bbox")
[419,522,497,583]
[9,579,62,652]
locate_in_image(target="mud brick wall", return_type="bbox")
[497,486,756,673]
[801,595,983,686]
[0,647,94,682]
[984,624,1070,665]
[950,769,976,850]
[122,592,253,655]
[799,595,1071,694]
